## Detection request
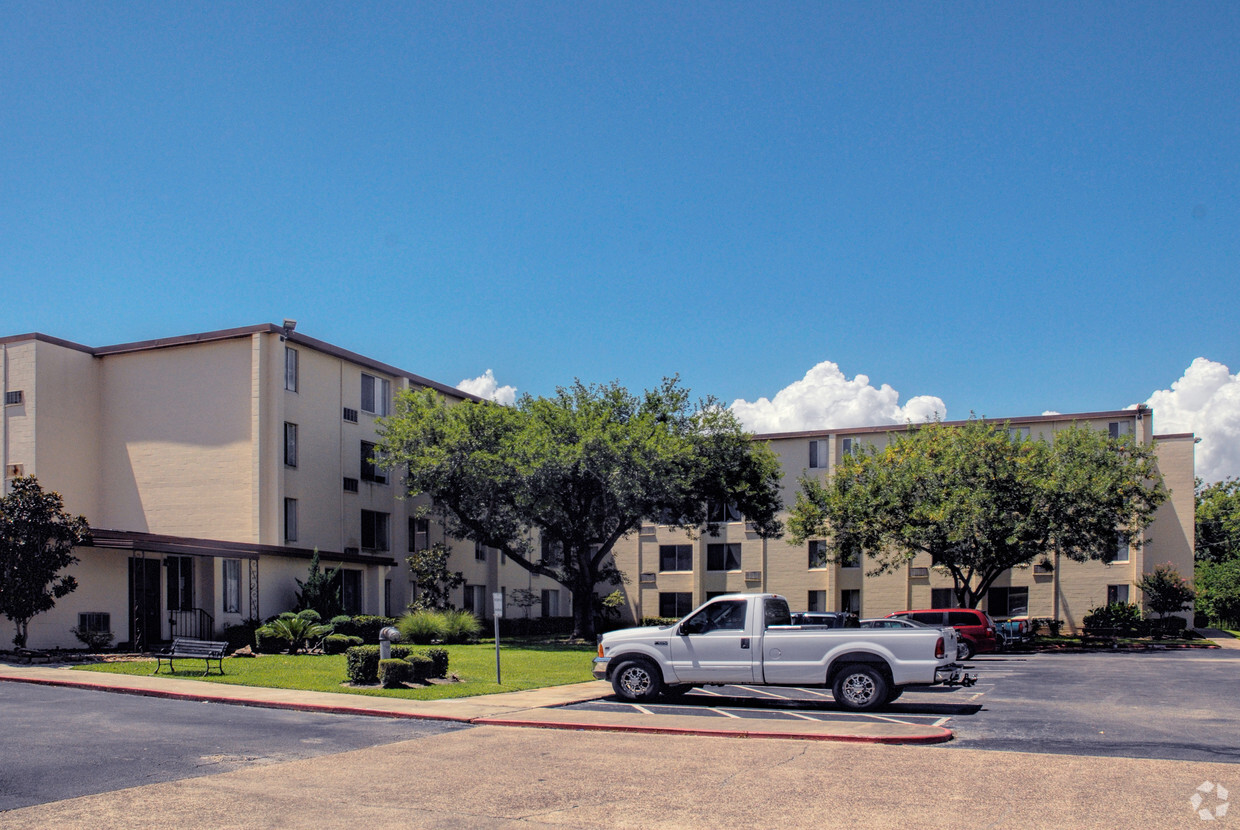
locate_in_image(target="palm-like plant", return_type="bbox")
[259,610,334,654]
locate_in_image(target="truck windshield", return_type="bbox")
[764,597,792,628]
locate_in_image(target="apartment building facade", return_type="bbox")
[1,325,565,650]
[610,408,1196,631]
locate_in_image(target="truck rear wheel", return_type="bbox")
[611,658,662,702]
[832,664,889,712]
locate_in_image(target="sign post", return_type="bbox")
[492,592,504,684]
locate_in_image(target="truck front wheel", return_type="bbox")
[832,664,890,712]
[611,658,662,702]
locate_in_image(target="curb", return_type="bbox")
[0,673,953,745]
[471,717,955,744]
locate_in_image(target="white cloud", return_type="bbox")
[1042,410,1062,416]
[729,361,946,434]
[1145,358,1240,483]
[457,370,517,406]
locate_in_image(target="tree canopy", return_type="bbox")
[1195,477,1240,564]
[786,419,1167,609]
[376,378,784,639]
[0,476,91,648]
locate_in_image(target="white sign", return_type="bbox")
[492,592,504,617]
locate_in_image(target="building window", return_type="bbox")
[360,441,387,484]
[707,500,743,523]
[1107,584,1130,605]
[840,437,860,458]
[1009,426,1030,442]
[284,498,298,542]
[463,584,486,615]
[78,612,110,633]
[989,587,1028,617]
[808,541,829,569]
[285,347,298,392]
[409,517,429,552]
[931,587,954,609]
[361,510,389,551]
[284,422,298,468]
[840,589,860,614]
[1108,421,1131,439]
[223,559,241,613]
[659,544,693,572]
[334,570,362,615]
[809,439,828,469]
[361,373,391,416]
[1113,532,1131,562]
[808,590,826,612]
[706,543,741,571]
[165,556,193,611]
[540,536,563,565]
[541,589,560,617]
[658,592,693,619]
[475,542,487,561]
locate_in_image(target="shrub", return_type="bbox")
[331,615,398,644]
[1196,559,1240,629]
[1083,603,1143,636]
[323,634,364,655]
[398,610,447,645]
[378,658,413,688]
[255,627,288,654]
[70,626,114,651]
[442,609,482,644]
[404,653,433,684]
[1137,564,1195,621]
[257,611,334,654]
[420,647,449,679]
[222,619,262,651]
[344,644,415,684]
[641,617,681,628]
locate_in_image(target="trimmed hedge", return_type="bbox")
[333,615,399,644]
[422,647,449,679]
[378,658,413,688]
[323,634,364,655]
[405,653,433,684]
[345,644,415,684]
[255,627,289,654]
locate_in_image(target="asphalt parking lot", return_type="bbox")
[571,649,1240,764]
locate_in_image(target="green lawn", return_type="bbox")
[73,640,596,700]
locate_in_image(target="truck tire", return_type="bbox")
[832,664,889,712]
[660,684,694,701]
[885,686,904,704]
[611,657,662,702]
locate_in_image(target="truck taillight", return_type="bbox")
[935,637,945,659]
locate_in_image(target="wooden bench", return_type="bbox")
[153,638,228,676]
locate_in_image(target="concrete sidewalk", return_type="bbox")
[0,661,952,744]
[1199,628,1240,649]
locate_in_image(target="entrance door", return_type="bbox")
[128,558,162,651]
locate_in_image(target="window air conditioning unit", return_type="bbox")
[744,571,762,582]
[4,390,23,406]
[6,464,23,477]
[909,566,930,578]
[639,572,656,585]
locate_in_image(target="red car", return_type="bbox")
[886,609,999,660]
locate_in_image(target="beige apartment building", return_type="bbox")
[610,409,1196,631]
[1,324,566,650]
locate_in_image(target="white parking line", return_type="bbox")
[711,708,742,719]
[732,685,792,699]
[933,717,950,727]
[632,704,654,715]
[695,687,726,697]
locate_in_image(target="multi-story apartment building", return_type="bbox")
[610,408,1196,631]
[1,324,566,650]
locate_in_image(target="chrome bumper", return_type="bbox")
[935,664,978,687]
[592,656,609,681]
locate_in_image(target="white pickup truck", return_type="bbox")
[594,593,975,711]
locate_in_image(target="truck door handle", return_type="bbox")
[740,638,750,649]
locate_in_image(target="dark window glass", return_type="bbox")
[361,441,387,484]
[930,588,954,609]
[808,540,828,569]
[658,592,693,618]
[361,510,390,551]
[764,597,792,628]
[659,544,693,572]
[706,543,741,571]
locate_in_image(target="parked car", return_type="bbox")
[862,617,970,660]
[885,609,1000,659]
[789,611,860,628]
[993,616,1031,648]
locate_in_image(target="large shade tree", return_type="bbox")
[376,379,784,639]
[0,476,91,648]
[787,419,1167,609]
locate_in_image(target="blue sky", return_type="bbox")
[3,3,1238,476]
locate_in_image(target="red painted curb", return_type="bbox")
[470,717,955,745]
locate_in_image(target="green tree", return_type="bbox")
[1195,477,1240,563]
[407,541,466,611]
[787,419,1167,609]
[1196,559,1240,627]
[0,476,91,648]
[294,550,343,619]
[376,379,784,640]
[1137,563,1195,620]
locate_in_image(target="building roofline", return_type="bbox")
[1153,432,1194,440]
[1,324,483,402]
[755,406,1152,441]
[86,528,398,567]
